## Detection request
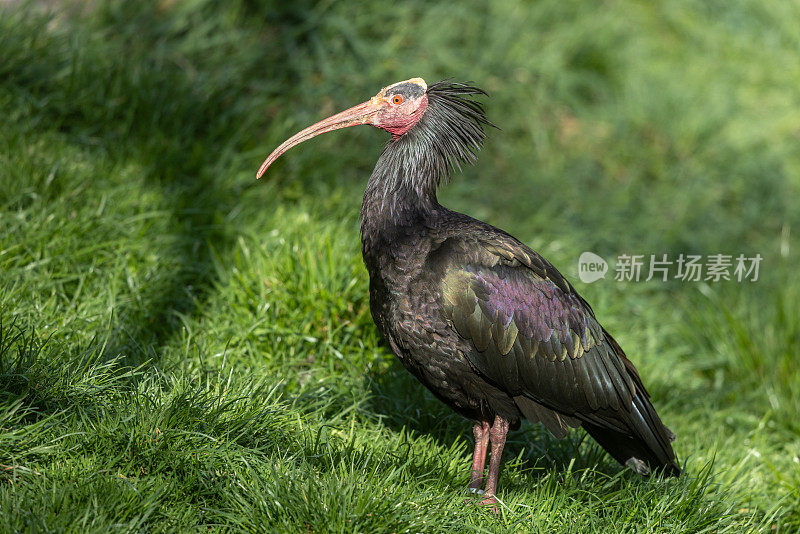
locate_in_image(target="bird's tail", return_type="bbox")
[583,389,680,477]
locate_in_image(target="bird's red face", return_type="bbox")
[369,77,429,137]
[257,78,429,178]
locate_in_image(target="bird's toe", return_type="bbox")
[478,495,499,514]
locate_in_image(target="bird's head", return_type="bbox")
[257,78,430,178]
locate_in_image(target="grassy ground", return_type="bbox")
[1,1,799,532]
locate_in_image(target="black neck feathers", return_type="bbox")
[360,81,493,249]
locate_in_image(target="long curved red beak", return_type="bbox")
[257,99,382,178]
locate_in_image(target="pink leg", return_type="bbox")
[480,415,510,510]
[468,421,491,490]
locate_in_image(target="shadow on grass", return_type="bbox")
[23,4,323,368]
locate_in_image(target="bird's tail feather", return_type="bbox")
[583,390,680,477]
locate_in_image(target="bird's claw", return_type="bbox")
[464,489,500,514]
[479,495,499,514]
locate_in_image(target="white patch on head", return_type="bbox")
[407,77,427,92]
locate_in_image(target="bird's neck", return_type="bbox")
[359,138,441,258]
[359,88,488,259]
[361,119,441,259]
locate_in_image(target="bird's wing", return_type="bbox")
[438,232,640,431]
[434,225,678,475]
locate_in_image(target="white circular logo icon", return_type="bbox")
[578,252,608,283]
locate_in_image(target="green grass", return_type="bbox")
[1,0,799,531]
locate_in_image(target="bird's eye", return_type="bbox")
[391,95,404,105]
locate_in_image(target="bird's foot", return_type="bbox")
[464,489,499,514]
[462,486,483,505]
[478,494,499,515]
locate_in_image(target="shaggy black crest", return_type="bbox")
[371,81,496,200]
[422,80,496,179]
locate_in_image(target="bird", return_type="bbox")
[257,77,680,508]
